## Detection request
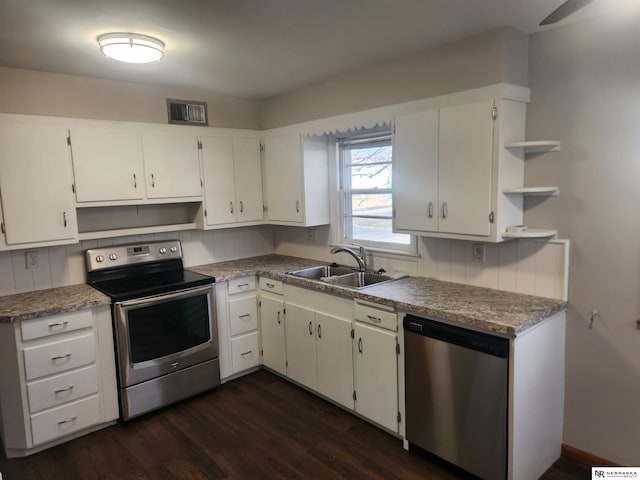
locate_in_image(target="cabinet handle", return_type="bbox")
[240,350,253,357]
[48,320,68,329]
[240,200,244,213]
[367,314,382,323]
[358,338,363,354]
[63,211,68,227]
[133,173,137,188]
[308,321,313,335]
[150,173,155,188]
[317,324,322,339]
[442,202,448,219]
[237,283,250,288]
[51,353,71,361]
[239,313,251,320]
[265,283,275,289]
[428,202,434,219]
[54,385,74,394]
[57,416,76,425]
[229,202,234,214]
[277,311,281,325]
[295,200,300,213]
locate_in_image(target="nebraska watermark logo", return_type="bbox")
[592,467,640,479]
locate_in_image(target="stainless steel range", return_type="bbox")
[86,240,220,421]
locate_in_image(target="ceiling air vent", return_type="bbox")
[166,99,208,126]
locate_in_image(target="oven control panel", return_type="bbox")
[86,240,183,271]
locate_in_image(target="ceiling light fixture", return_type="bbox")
[97,32,164,64]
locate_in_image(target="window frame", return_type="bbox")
[337,132,416,254]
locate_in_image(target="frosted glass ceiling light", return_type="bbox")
[98,33,164,64]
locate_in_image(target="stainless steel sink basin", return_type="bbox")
[287,265,402,289]
[287,265,356,280]
[324,271,397,289]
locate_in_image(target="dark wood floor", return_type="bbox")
[1,370,589,480]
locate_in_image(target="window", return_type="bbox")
[339,133,413,251]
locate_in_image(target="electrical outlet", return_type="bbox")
[25,250,39,270]
[306,229,317,243]
[472,244,485,263]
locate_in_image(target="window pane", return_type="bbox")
[348,163,392,190]
[345,145,392,166]
[351,217,411,244]
[349,193,392,216]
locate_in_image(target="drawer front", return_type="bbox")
[21,309,93,342]
[30,395,101,446]
[229,296,258,336]
[354,303,397,331]
[259,277,283,295]
[27,365,98,414]
[23,334,96,381]
[228,277,256,295]
[231,332,260,374]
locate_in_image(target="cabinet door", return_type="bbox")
[284,303,316,390]
[393,110,439,232]
[263,134,303,223]
[316,313,354,409]
[259,295,286,375]
[141,133,202,199]
[0,124,77,246]
[201,136,236,225]
[70,128,144,202]
[233,137,264,223]
[354,323,398,432]
[438,100,494,236]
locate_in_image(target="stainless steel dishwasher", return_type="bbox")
[404,314,509,480]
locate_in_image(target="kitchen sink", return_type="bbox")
[287,264,356,280]
[287,265,402,289]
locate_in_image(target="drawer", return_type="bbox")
[229,296,258,336]
[23,334,96,381]
[228,277,256,295]
[27,365,98,414]
[354,302,397,332]
[259,277,283,295]
[21,309,93,342]
[30,395,101,446]
[231,332,260,374]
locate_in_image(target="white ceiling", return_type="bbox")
[0,0,627,99]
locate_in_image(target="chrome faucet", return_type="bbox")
[330,244,367,272]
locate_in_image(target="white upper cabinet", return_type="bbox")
[70,127,144,203]
[393,109,439,232]
[0,123,78,249]
[438,99,494,236]
[200,136,263,227]
[262,133,329,226]
[393,88,527,242]
[140,133,202,200]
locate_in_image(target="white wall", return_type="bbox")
[0,66,261,129]
[526,8,640,464]
[0,226,274,296]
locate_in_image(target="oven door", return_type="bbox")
[114,284,217,388]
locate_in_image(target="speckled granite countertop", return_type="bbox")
[190,254,566,337]
[0,284,110,323]
[0,254,565,335]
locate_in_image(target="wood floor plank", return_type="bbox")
[1,370,588,480]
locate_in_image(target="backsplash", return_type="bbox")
[0,223,568,302]
[0,225,274,297]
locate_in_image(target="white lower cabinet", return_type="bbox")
[0,306,118,457]
[353,322,398,432]
[258,278,286,376]
[216,277,260,380]
[283,302,316,390]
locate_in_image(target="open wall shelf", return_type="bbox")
[503,186,559,196]
[504,141,561,153]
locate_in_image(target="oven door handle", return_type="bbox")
[116,284,214,309]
